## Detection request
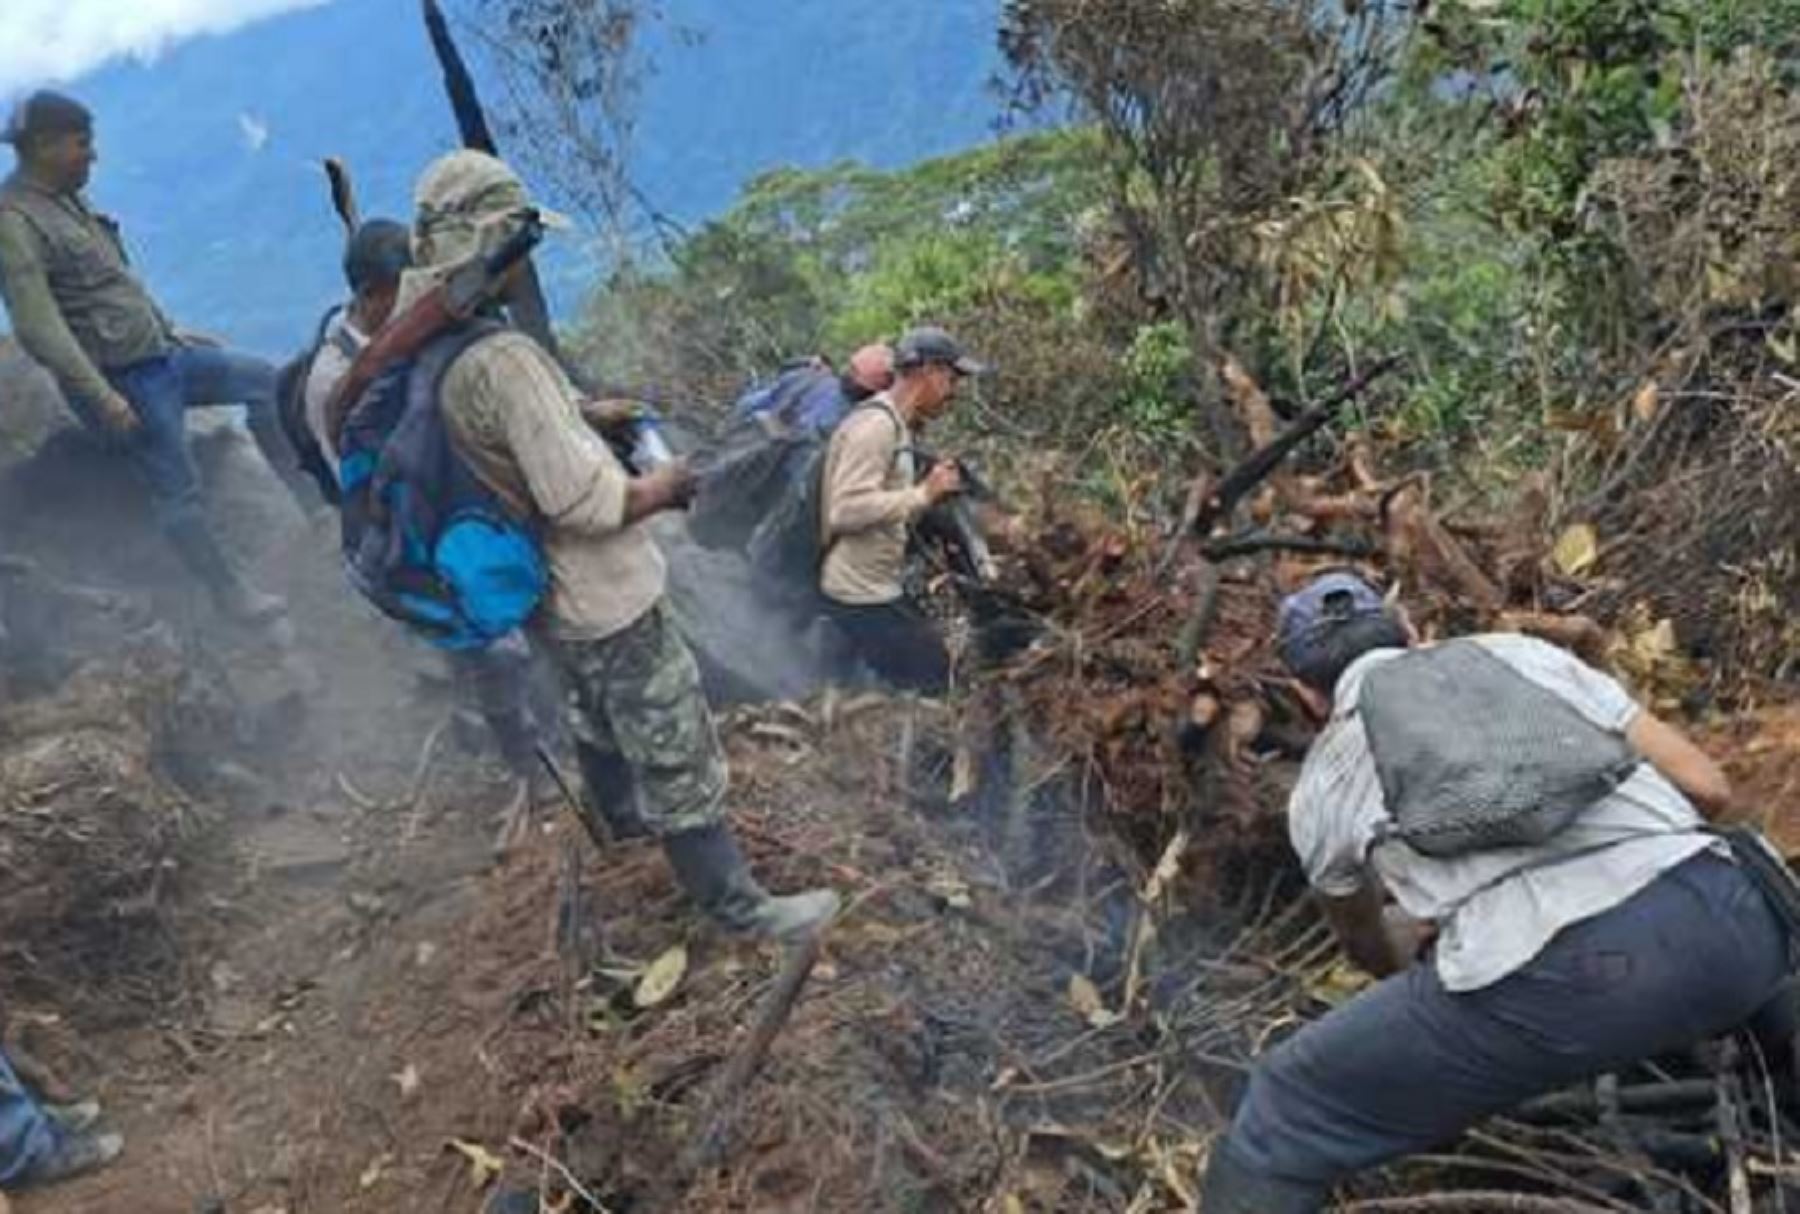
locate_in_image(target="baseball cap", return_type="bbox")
[343,218,413,292]
[1276,571,1394,683]
[412,150,570,267]
[2,91,92,147]
[894,326,988,377]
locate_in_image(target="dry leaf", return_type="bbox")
[358,1152,392,1190]
[1067,973,1122,1028]
[1633,617,1678,662]
[1142,830,1188,904]
[1307,960,1373,1008]
[1001,1196,1027,1214]
[1551,523,1599,577]
[1631,379,1659,423]
[926,873,973,909]
[633,944,688,1009]
[447,1138,504,1189]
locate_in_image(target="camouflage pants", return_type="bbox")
[547,600,727,839]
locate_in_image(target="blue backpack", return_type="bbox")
[336,321,548,651]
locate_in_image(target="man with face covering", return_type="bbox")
[397,149,839,940]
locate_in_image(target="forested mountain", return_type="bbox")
[15,0,1004,352]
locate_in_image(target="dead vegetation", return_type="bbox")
[0,558,233,1020]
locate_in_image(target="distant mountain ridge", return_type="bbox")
[10,0,1004,354]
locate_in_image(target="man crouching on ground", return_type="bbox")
[406,150,838,940]
[1200,570,1790,1212]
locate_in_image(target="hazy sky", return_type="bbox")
[0,0,329,93]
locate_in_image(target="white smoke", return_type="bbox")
[0,1,331,93]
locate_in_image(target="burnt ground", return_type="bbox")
[1,418,1269,1214]
[3,409,1798,1214]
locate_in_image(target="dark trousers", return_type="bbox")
[443,631,542,779]
[1221,852,1789,1197]
[823,597,950,695]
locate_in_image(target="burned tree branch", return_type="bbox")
[1201,530,1375,563]
[1190,355,1402,537]
[680,934,823,1177]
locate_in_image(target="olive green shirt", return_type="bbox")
[0,172,174,407]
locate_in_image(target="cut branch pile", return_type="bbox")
[967,355,1613,881]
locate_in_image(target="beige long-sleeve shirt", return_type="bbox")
[437,324,665,641]
[819,396,930,605]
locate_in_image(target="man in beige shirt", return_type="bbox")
[819,326,980,693]
[404,150,837,940]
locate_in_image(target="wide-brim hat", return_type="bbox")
[412,149,571,267]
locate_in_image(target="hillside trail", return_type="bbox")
[1,419,1219,1214]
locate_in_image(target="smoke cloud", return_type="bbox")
[0,0,331,93]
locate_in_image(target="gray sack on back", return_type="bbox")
[1359,640,1641,858]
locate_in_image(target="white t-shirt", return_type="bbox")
[300,308,367,479]
[1288,633,1716,991]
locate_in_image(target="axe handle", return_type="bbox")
[324,157,360,234]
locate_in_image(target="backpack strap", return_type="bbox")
[410,318,526,519]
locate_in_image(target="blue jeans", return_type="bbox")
[1221,852,1789,1194]
[0,1045,59,1186]
[102,344,289,531]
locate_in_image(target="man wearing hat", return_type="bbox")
[817,325,983,694]
[403,149,839,940]
[0,90,303,626]
[1200,571,1788,1211]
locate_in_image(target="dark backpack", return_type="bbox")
[275,305,353,506]
[691,366,846,551]
[687,414,819,551]
[336,321,548,651]
[742,400,904,613]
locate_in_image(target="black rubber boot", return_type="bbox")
[574,742,653,842]
[164,515,287,625]
[1198,1136,1326,1214]
[662,823,840,940]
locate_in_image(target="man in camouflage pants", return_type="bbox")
[409,149,838,940]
